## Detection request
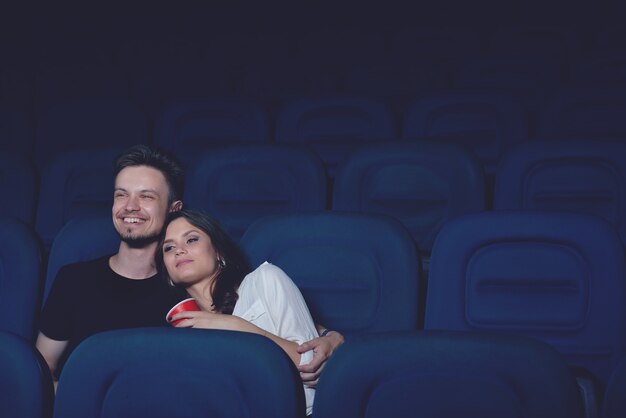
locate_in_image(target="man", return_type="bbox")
[36,144,342,386]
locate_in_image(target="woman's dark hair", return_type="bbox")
[114,144,185,205]
[157,209,251,314]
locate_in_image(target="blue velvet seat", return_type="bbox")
[314,331,584,418]
[152,97,270,165]
[35,147,125,249]
[275,96,396,178]
[333,141,485,256]
[402,91,528,177]
[240,211,420,333]
[184,144,327,240]
[0,331,54,418]
[0,218,42,341]
[425,210,626,401]
[54,328,304,418]
[494,140,626,246]
[44,216,118,304]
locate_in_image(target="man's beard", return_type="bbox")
[118,230,160,248]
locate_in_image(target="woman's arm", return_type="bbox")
[169,310,302,365]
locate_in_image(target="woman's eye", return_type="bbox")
[187,237,199,244]
[163,245,174,253]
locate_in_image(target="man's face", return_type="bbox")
[112,165,173,246]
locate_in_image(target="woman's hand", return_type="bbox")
[169,310,303,366]
[169,310,242,330]
[297,330,344,387]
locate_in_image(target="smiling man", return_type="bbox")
[36,145,187,383]
[36,145,343,388]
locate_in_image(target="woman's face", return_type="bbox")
[162,217,219,287]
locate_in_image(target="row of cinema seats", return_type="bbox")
[3,85,626,174]
[2,208,626,417]
[5,136,626,261]
[6,327,626,418]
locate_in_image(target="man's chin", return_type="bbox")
[118,232,159,248]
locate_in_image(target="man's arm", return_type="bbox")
[297,327,344,388]
[36,331,68,385]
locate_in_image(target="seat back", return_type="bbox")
[240,212,419,333]
[333,141,485,253]
[185,145,327,240]
[425,210,626,388]
[0,331,54,418]
[402,91,528,175]
[275,97,396,177]
[53,328,304,418]
[314,331,584,418]
[35,147,123,248]
[0,218,42,341]
[44,217,119,304]
[152,97,270,164]
[494,140,626,245]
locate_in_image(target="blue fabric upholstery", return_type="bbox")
[275,97,396,177]
[494,140,626,245]
[53,328,305,418]
[44,217,119,304]
[602,356,626,418]
[185,144,327,240]
[333,141,485,253]
[402,91,528,175]
[35,147,124,249]
[314,331,584,418]
[152,97,270,164]
[0,218,41,341]
[240,212,419,333]
[425,210,626,389]
[0,331,54,418]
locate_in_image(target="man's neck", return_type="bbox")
[109,241,159,280]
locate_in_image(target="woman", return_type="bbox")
[158,209,318,416]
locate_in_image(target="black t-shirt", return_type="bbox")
[40,255,186,377]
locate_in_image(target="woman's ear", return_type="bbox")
[170,200,183,212]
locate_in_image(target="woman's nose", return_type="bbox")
[175,247,186,256]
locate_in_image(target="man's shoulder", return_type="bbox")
[57,254,113,277]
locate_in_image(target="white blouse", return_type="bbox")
[232,262,318,415]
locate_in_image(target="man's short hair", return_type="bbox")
[114,145,185,204]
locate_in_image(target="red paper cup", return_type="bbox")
[166,298,200,326]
